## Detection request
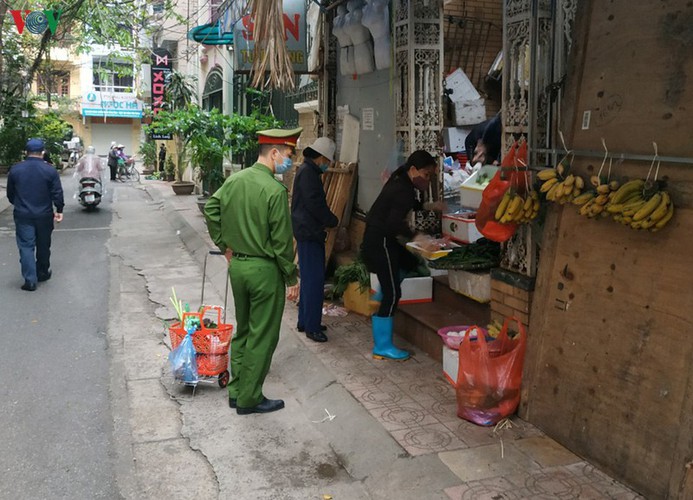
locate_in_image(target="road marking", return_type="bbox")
[54,227,111,232]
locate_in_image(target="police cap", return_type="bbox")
[257,127,303,148]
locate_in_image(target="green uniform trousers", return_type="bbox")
[227,255,285,408]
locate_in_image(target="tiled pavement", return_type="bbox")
[145,179,645,500]
[284,311,644,499]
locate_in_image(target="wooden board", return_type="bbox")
[322,162,358,265]
[521,1,693,498]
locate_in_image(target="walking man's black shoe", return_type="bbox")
[297,324,327,333]
[37,270,52,282]
[228,397,237,408]
[236,397,285,415]
[306,331,328,343]
[21,282,37,291]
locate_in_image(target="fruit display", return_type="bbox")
[572,174,621,219]
[537,155,585,205]
[493,189,540,224]
[535,153,676,233]
[606,179,675,231]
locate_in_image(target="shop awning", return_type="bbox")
[187,22,234,45]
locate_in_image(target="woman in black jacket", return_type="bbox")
[361,150,442,360]
[291,138,339,342]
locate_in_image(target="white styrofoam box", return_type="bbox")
[444,68,481,102]
[370,273,433,304]
[459,165,499,209]
[442,211,483,244]
[443,346,459,386]
[448,269,491,303]
[453,98,487,126]
[442,126,473,153]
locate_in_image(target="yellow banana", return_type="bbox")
[632,192,662,222]
[556,161,566,177]
[495,192,512,220]
[562,182,574,196]
[540,177,559,193]
[574,176,584,190]
[606,203,625,214]
[523,195,533,212]
[546,182,561,201]
[590,175,600,187]
[572,192,594,206]
[507,195,523,216]
[597,184,611,195]
[572,186,581,197]
[640,217,657,229]
[630,220,644,230]
[564,174,575,187]
[648,191,670,222]
[595,194,609,205]
[611,179,645,204]
[579,200,594,216]
[654,202,675,229]
[609,180,620,191]
[537,169,557,181]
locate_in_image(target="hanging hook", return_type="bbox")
[558,131,569,153]
[597,137,608,178]
[646,142,660,182]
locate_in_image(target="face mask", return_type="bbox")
[274,154,292,174]
[412,174,429,191]
[319,161,329,173]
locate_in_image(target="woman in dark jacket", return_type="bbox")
[291,138,339,343]
[361,150,442,360]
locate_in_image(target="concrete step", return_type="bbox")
[394,276,490,363]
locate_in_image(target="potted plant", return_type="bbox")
[164,157,175,181]
[331,259,377,316]
[138,139,157,174]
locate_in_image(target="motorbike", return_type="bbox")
[78,176,103,210]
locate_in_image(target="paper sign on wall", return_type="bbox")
[362,108,374,131]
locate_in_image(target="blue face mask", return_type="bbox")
[275,155,292,174]
[319,162,329,173]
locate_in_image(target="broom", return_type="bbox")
[248,0,296,91]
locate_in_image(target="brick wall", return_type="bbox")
[490,278,533,332]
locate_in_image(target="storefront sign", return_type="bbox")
[81,92,144,118]
[233,0,307,72]
[150,48,173,139]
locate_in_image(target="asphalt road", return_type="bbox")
[0,176,119,499]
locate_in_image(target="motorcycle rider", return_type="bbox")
[75,146,106,181]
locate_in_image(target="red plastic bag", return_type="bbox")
[455,318,527,426]
[475,141,529,242]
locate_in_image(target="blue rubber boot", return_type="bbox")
[371,316,410,361]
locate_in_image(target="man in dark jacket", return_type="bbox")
[7,139,65,291]
[464,112,502,166]
[291,137,339,342]
[107,142,119,181]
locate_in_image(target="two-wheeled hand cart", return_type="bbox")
[168,251,233,388]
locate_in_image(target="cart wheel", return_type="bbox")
[218,371,230,388]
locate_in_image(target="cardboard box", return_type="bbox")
[444,68,481,101]
[442,211,483,244]
[442,126,473,153]
[370,273,433,304]
[448,269,491,303]
[443,346,459,386]
[452,98,487,126]
[459,165,499,209]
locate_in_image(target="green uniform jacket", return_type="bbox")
[204,162,298,286]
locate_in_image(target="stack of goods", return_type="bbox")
[428,238,500,271]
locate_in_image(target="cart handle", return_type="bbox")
[182,305,225,332]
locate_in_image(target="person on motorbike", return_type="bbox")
[75,146,106,181]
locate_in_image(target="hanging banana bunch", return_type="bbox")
[607,179,675,231]
[537,154,584,205]
[494,169,540,225]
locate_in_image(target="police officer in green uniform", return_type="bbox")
[204,127,302,415]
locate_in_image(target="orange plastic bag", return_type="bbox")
[455,318,527,426]
[475,141,529,242]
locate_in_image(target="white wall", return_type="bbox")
[336,68,396,211]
